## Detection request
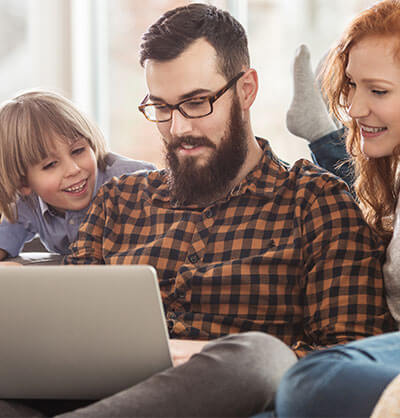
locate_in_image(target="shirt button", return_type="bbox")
[188,254,199,264]
[205,209,213,218]
[230,184,242,196]
[167,311,176,319]
[175,288,185,299]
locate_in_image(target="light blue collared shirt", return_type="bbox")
[0,152,155,257]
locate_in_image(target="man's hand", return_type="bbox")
[169,339,209,367]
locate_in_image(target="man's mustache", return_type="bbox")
[167,136,216,151]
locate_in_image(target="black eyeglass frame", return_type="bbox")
[138,71,245,123]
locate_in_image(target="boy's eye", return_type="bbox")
[42,161,56,170]
[72,146,85,155]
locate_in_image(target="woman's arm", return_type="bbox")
[383,198,400,328]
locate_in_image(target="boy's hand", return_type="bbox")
[0,248,8,261]
[0,261,22,266]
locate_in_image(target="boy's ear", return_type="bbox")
[20,186,32,196]
[237,68,258,111]
[19,176,32,196]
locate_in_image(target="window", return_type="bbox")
[1,0,377,167]
[106,0,376,167]
[107,0,192,168]
[247,0,377,163]
[0,0,29,101]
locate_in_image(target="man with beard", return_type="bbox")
[164,92,246,207]
[51,3,393,418]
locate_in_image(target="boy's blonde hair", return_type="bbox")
[0,90,108,222]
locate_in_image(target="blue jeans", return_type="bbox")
[309,128,355,193]
[275,332,400,417]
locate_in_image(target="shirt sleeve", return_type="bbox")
[0,201,36,258]
[294,175,395,357]
[383,197,400,328]
[105,152,156,178]
[64,185,108,265]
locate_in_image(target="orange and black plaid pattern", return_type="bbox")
[65,138,394,357]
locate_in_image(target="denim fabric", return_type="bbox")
[276,332,400,418]
[309,128,355,192]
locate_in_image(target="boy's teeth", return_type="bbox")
[65,180,86,192]
[362,126,386,133]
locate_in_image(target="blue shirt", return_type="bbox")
[0,153,155,256]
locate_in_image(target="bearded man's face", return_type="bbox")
[165,96,248,205]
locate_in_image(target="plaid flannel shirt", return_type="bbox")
[65,138,394,357]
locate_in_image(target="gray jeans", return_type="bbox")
[0,332,297,417]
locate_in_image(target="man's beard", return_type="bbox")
[165,96,248,206]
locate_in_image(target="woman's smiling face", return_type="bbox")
[346,35,400,158]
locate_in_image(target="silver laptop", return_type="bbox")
[0,265,172,399]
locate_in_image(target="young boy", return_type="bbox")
[0,90,155,260]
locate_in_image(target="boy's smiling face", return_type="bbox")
[21,136,98,213]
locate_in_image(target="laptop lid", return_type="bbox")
[0,265,172,399]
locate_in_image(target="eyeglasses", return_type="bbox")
[138,71,245,123]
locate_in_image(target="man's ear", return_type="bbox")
[237,68,258,111]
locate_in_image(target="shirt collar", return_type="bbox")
[93,168,106,199]
[38,196,52,216]
[38,170,103,217]
[38,196,67,218]
[239,137,287,197]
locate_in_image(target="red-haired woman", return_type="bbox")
[276,1,400,417]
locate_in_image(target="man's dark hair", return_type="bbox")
[139,3,250,79]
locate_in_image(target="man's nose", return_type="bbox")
[169,109,193,137]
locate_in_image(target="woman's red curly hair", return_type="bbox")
[321,0,400,243]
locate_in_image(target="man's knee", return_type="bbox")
[199,332,297,407]
[203,332,297,371]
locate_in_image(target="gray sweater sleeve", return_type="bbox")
[383,200,400,328]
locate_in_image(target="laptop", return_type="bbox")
[0,265,172,399]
